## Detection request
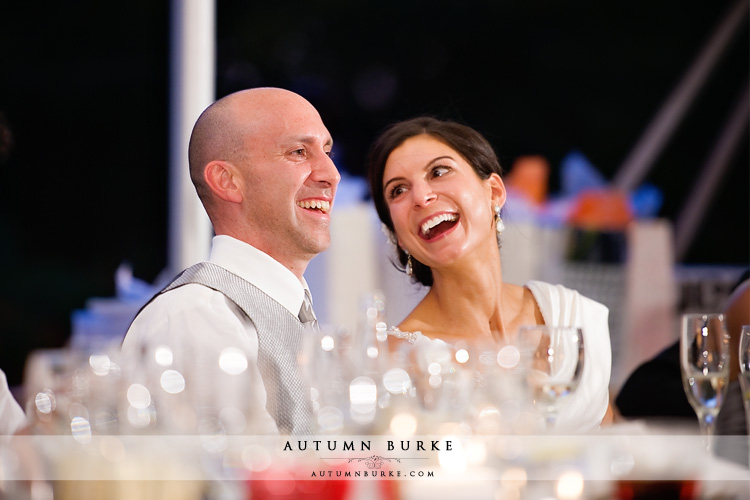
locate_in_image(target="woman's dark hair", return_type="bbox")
[366,116,503,287]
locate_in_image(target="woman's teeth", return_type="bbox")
[421,213,457,236]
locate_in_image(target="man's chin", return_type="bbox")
[302,235,331,257]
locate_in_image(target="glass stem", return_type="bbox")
[698,412,716,453]
[545,412,558,431]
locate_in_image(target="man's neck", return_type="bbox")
[214,230,309,282]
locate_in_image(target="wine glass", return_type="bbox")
[516,326,584,431]
[680,313,730,453]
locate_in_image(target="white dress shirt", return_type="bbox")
[0,368,25,435]
[122,235,311,435]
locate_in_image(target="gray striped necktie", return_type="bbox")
[298,289,318,328]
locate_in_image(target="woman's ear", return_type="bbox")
[204,161,243,204]
[487,173,506,209]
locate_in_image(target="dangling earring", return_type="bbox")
[405,251,413,277]
[494,205,505,234]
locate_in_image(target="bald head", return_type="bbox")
[186,87,338,273]
[188,88,323,206]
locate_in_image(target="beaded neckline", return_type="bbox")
[386,326,422,344]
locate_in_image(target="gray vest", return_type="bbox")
[157,262,312,435]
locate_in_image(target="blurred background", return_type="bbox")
[0,0,747,391]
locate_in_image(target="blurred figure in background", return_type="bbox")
[0,112,12,165]
[616,270,750,463]
[703,274,748,466]
[616,270,749,422]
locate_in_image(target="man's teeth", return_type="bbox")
[297,200,331,212]
[421,213,457,236]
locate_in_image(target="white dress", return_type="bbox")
[525,280,611,432]
[390,280,611,433]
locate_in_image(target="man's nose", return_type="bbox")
[311,151,341,187]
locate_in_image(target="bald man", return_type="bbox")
[122,88,340,435]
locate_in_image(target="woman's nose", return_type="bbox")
[412,182,437,208]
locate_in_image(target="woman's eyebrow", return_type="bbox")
[383,155,455,193]
[383,176,405,194]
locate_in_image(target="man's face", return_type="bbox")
[237,99,340,272]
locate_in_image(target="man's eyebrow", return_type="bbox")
[287,135,333,147]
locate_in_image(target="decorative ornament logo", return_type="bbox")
[349,455,401,470]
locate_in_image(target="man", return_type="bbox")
[0,368,24,435]
[122,88,340,435]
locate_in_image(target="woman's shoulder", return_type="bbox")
[524,279,569,297]
[524,279,609,327]
[525,280,606,307]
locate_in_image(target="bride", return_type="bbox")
[365,116,613,431]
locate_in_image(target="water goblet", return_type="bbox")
[516,326,584,431]
[680,313,730,453]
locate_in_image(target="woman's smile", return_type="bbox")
[418,211,459,241]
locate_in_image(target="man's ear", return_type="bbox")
[204,161,243,203]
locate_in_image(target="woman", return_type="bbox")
[366,116,612,431]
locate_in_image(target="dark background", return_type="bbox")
[0,0,747,387]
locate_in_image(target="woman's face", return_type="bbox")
[382,134,505,270]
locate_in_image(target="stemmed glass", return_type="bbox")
[516,326,584,431]
[680,313,730,453]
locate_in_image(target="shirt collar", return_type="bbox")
[208,235,307,317]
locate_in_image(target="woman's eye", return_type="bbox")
[431,166,450,177]
[389,185,405,199]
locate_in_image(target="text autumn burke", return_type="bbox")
[283,440,453,452]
